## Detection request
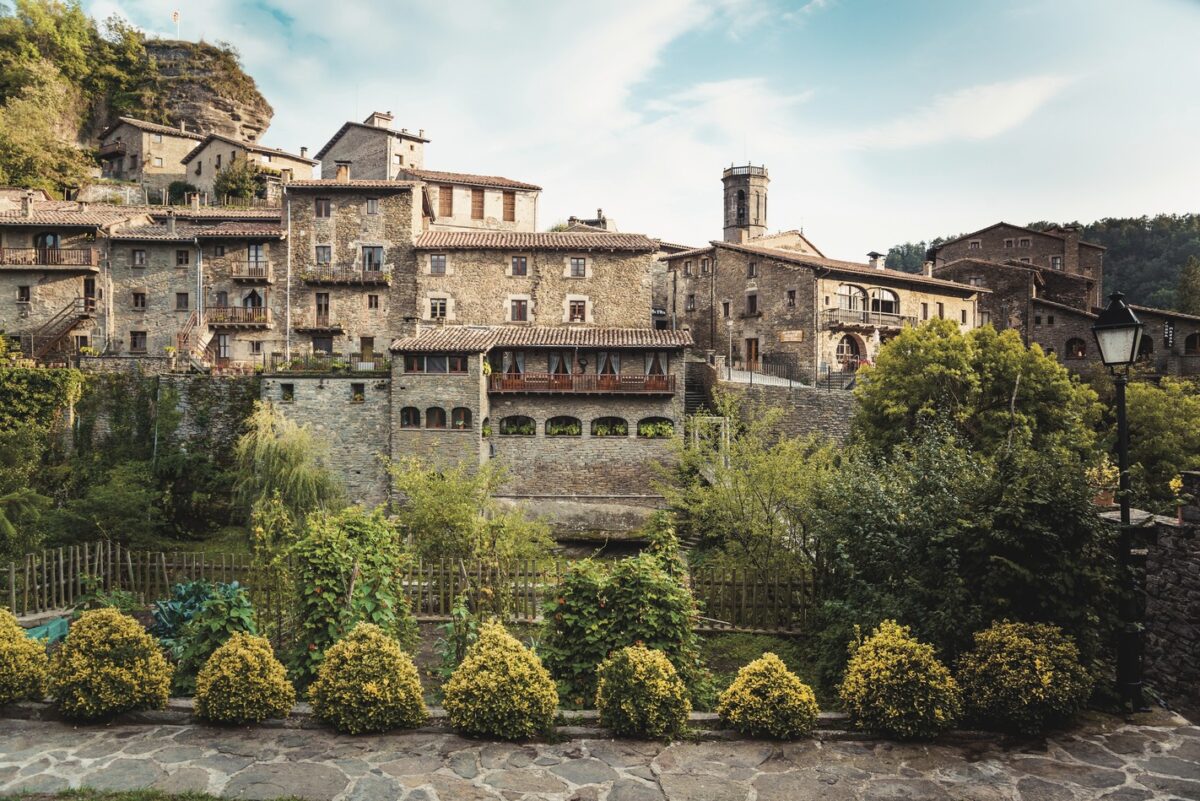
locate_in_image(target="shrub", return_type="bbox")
[71,574,141,618]
[151,580,219,644]
[443,620,557,739]
[308,623,426,734]
[839,620,960,739]
[596,645,691,739]
[956,621,1093,734]
[0,608,48,704]
[170,582,257,695]
[717,652,819,739]
[194,633,295,724]
[49,608,173,720]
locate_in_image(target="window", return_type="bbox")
[350,383,365,403]
[786,289,796,307]
[871,288,900,316]
[1019,257,1032,264]
[366,198,379,214]
[315,198,331,218]
[644,351,669,375]
[511,256,527,276]
[430,297,447,319]
[747,261,758,278]
[250,341,263,354]
[129,331,147,352]
[215,290,228,307]
[132,249,146,267]
[367,294,380,310]
[448,354,467,373]
[569,257,586,277]
[961,309,968,324]
[1066,338,1087,359]
[502,191,515,222]
[215,154,221,169]
[746,294,758,315]
[129,154,138,169]
[214,245,225,257]
[1035,315,1042,326]
[175,292,189,311]
[499,415,535,436]
[176,249,189,266]
[936,301,944,319]
[722,301,730,318]
[247,243,265,265]
[701,258,710,275]
[132,292,146,309]
[511,298,528,322]
[683,261,692,277]
[591,417,628,437]
[438,185,453,217]
[280,383,295,403]
[1019,237,1031,247]
[569,299,586,322]
[393,153,402,165]
[315,245,331,264]
[968,239,982,250]
[430,254,447,275]
[921,302,929,320]
[362,246,384,272]
[1184,332,1200,355]
[153,133,162,143]
[471,188,484,219]
[451,407,472,430]
[1004,238,1014,248]
[545,415,582,436]
[837,284,868,311]
[17,286,30,303]
[980,311,991,327]
[1050,255,1063,271]
[153,157,163,168]
[214,334,230,360]
[637,417,674,438]
[686,294,696,312]
[313,336,334,354]
[400,406,420,427]
[1048,315,1055,325]
[426,407,447,429]
[968,276,984,287]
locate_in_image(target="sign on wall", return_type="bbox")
[778,330,805,343]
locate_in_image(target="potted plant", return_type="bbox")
[1086,456,1119,507]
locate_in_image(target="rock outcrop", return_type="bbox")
[143,40,273,141]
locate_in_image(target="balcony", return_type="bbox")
[301,267,390,285]
[0,248,98,271]
[292,311,344,334]
[821,307,916,330]
[97,141,127,159]
[207,306,271,328]
[488,372,675,395]
[266,352,391,375]
[231,260,272,282]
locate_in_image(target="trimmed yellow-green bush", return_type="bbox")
[443,620,557,740]
[839,620,960,740]
[956,621,1093,734]
[308,623,426,734]
[194,633,295,724]
[716,652,819,739]
[596,644,691,739]
[48,608,173,720]
[0,608,47,704]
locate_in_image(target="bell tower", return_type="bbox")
[722,164,769,243]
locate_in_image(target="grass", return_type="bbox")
[1,792,306,801]
[700,631,838,709]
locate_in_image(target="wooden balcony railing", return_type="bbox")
[301,267,390,285]
[821,307,916,329]
[230,261,271,281]
[488,372,675,394]
[207,306,271,326]
[97,141,127,158]
[0,248,96,268]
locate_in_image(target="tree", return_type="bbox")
[1178,255,1200,316]
[1126,379,1200,508]
[0,424,49,558]
[212,159,263,201]
[0,61,94,193]
[884,242,928,273]
[853,318,1101,460]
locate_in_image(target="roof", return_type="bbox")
[390,326,693,353]
[398,168,541,191]
[99,116,205,142]
[284,179,419,191]
[143,206,282,221]
[932,222,1106,252]
[182,134,318,165]
[1034,297,1097,318]
[0,207,144,227]
[414,231,656,252]
[652,239,697,253]
[110,221,285,241]
[1128,303,1200,324]
[314,120,431,161]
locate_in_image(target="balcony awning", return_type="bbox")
[390,326,693,353]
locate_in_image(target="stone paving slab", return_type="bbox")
[0,712,1197,800]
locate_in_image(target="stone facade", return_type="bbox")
[182,135,315,196]
[97,118,205,192]
[315,114,428,180]
[423,182,538,232]
[713,367,858,443]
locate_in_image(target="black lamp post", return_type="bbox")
[1091,291,1146,712]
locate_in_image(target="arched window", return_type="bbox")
[736,189,746,224]
[499,415,535,436]
[545,416,582,436]
[637,417,674,438]
[1065,338,1087,359]
[1137,336,1154,360]
[425,407,446,429]
[835,334,861,370]
[400,407,420,428]
[869,288,900,316]
[591,417,628,437]
[1185,332,1200,354]
[451,407,472,430]
[836,284,867,311]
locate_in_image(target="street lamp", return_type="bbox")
[1091,291,1146,712]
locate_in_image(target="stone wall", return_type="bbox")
[1145,470,1200,719]
[1032,300,1096,366]
[716,371,857,443]
[426,185,538,232]
[109,240,205,356]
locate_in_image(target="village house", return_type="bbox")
[181,134,317,200]
[96,117,205,191]
[314,112,428,179]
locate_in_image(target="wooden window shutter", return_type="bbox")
[438,186,453,217]
[471,188,484,219]
[503,191,516,222]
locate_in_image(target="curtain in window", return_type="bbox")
[598,351,619,375]
[502,350,525,375]
[644,351,667,375]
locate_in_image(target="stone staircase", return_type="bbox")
[684,360,711,416]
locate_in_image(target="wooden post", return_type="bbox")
[7,560,15,613]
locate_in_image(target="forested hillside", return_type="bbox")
[887,214,1200,312]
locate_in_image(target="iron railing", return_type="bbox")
[821,307,916,329]
[266,351,391,374]
[230,260,271,280]
[206,306,270,326]
[0,248,96,268]
[301,267,390,285]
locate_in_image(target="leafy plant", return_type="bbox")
[596,645,691,739]
[0,607,47,704]
[499,417,535,436]
[170,582,257,695]
[545,418,581,436]
[151,580,218,644]
[194,633,295,724]
[638,420,674,438]
[72,573,141,618]
[308,623,426,734]
[716,652,819,739]
[433,595,479,688]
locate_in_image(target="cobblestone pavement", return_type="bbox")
[1,715,1199,801]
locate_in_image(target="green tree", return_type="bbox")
[212,158,263,201]
[0,424,49,558]
[48,460,166,547]
[1178,255,1200,316]
[0,62,93,193]
[1126,379,1200,508]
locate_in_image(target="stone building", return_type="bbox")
[314,112,428,179]
[97,117,205,192]
[180,134,317,198]
[400,169,540,233]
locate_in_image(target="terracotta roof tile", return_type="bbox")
[1034,297,1096,318]
[100,116,205,141]
[389,327,499,353]
[390,325,692,352]
[285,179,419,190]
[398,168,540,191]
[314,121,430,161]
[182,134,318,165]
[111,221,284,241]
[414,231,657,252]
[0,208,144,227]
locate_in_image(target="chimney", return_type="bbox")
[335,161,351,182]
[166,210,177,235]
[79,201,89,212]
[597,208,604,219]
[418,129,424,139]
[364,111,394,128]
[189,193,200,210]
[299,146,308,159]
[21,191,33,218]
[178,120,186,133]
[923,260,934,277]
[868,251,885,270]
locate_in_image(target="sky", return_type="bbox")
[84,0,1200,261]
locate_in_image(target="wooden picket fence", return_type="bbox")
[3,542,812,633]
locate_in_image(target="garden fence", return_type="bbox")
[3,542,811,634]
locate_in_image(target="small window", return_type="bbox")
[393,153,402,165]
[569,299,586,322]
[1019,237,1031,247]
[368,294,380,310]
[511,256,527,276]
[175,292,189,311]
[315,245,331,264]
[1066,338,1086,359]
[404,355,425,373]
[214,245,225,257]
[132,292,146,309]
[746,294,758,315]
[961,309,967,324]
[591,417,628,437]
[1035,315,1042,326]
[363,246,384,271]
[1048,315,1055,325]
[968,239,982,250]
[366,198,379,214]
[545,415,582,436]
[747,261,757,278]
[471,188,484,219]
[786,289,796,307]
[683,261,692,277]
[1019,257,1032,264]
[315,198,331,218]
[129,331,147,352]
[426,407,447,429]
[250,341,263,354]
[430,297,447,319]
[502,191,516,222]
[400,406,420,427]
[499,415,535,436]
[980,311,991,326]
[686,294,696,311]
[569,257,586,277]
[921,302,928,320]
[430,254,447,275]
[1050,255,1063,271]
[701,258,710,275]
[936,302,944,319]
[451,407,472,430]
[281,383,295,402]
[132,249,146,267]
[511,299,528,322]
[152,133,162,143]
[438,185,453,217]
[722,301,730,318]
[153,157,163,167]
[1004,238,1014,248]
[215,154,221,169]
[176,249,189,266]
[350,383,365,403]
[17,285,31,303]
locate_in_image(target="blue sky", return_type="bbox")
[86,0,1200,259]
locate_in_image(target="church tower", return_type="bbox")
[722,164,769,243]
